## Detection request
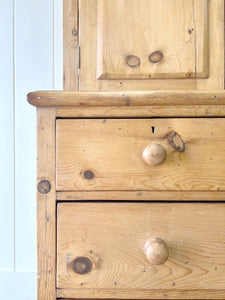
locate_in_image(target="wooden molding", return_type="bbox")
[56,191,225,201]
[56,106,225,118]
[63,0,78,91]
[28,90,225,107]
[57,290,225,299]
[37,108,56,300]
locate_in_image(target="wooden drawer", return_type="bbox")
[57,203,225,299]
[56,118,225,192]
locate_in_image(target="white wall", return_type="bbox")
[0,1,63,299]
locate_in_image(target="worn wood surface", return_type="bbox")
[36,1,225,299]
[37,108,56,300]
[97,0,208,79]
[63,0,78,90]
[61,0,223,90]
[58,291,225,299]
[27,90,225,107]
[56,118,225,192]
[56,105,225,118]
[56,191,225,201]
[79,0,196,90]
[197,0,224,90]
[78,0,223,91]
[57,203,225,298]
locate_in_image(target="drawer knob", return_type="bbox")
[145,237,169,265]
[143,144,166,166]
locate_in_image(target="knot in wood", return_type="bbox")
[149,51,163,64]
[72,257,92,275]
[125,55,141,67]
[166,131,185,153]
[84,170,95,180]
[37,180,51,194]
[72,29,78,36]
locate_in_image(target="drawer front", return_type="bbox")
[56,118,225,191]
[57,203,225,299]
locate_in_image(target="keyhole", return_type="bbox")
[151,126,155,134]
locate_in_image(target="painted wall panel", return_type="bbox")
[0,272,36,300]
[0,0,15,271]
[54,0,63,89]
[14,0,54,272]
[0,0,63,298]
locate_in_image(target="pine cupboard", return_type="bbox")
[28,0,225,299]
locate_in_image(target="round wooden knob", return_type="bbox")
[145,237,169,265]
[143,144,166,166]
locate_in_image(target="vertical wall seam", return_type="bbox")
[13,0,16,272]
[53,0,55,89]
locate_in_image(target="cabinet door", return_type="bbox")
[97,0,208,80]
[64,0,224,91]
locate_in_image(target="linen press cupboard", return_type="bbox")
[28,0,225,299]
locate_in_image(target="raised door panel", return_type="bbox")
[77,0,224,91]
[97,0,208,79]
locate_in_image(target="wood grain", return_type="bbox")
[58,290,225,299]
[27,90,225,107]
[197,0,224,90]
[56,118,225,192]
[63,0,78,90]
[56,105,225,118]
[57,203,225,298]
[62,0,223,90]
[79,0,197,91]
[37,108,56,300]
[78,0,223,91]
[97,0,208,79]
[56,191,225,201]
